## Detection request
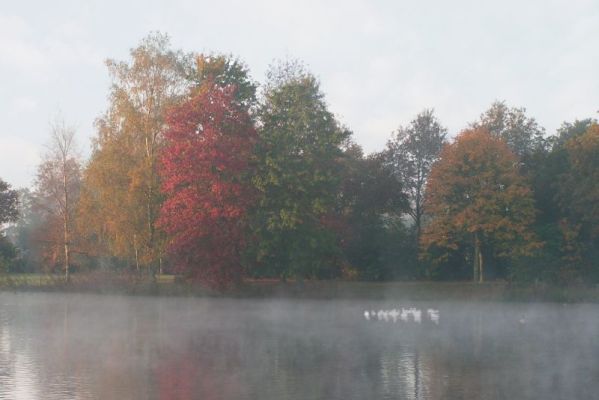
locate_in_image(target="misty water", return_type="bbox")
[0,292,598,399]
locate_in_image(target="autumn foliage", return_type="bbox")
[77,34,186,271]
[559,124,599,238]
[5,34,599,286]
[421,128,539,281]
[158,83,257,289]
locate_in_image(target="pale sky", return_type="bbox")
[1,0,598,188]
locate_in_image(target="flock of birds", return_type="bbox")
[363,307,440,324]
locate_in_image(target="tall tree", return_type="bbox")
[472,101,546,160]
[556,123,599,279]
[34,118,81,281]
[338,145,409,280]
[79,32,188,272]
[159,82,257,289]
[384,109,447,240]
[421,128,538,282]
[506,117,598,283]
[251,60,349,279]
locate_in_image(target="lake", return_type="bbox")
[0,292,597,399]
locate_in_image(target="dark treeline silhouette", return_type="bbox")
[1,33,598,289]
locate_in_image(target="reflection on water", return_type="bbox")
[0,293,598,399]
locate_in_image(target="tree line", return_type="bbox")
[1,33,597,288]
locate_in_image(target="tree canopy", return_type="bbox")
[159,82,257,289]
[421,128,539,282]
[472,101,546,160]
[250,61,349,279]
[79,32,188,271]
[384,109,447,240]
[4,33,599,288]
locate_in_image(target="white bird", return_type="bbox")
[364,310,370,320]
[412,309,422,323]
[427,308,440,324]
[389,309,400,323]
[400,308,409,321]
[384,310,393,322]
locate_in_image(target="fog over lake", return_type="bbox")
[0,292,598,399]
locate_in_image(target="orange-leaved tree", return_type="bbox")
[421,128,539,282]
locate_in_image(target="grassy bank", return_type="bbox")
[242,280,599,303]
[2,273,599,303]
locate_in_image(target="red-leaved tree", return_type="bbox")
[159,83,257,289]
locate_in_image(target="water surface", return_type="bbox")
[0,292,597,399]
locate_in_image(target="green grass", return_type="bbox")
[155,274,176,284]
[0,274,58,286]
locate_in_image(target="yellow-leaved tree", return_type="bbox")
[78,33,189,273]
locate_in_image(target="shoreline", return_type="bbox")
[1,274,598,303]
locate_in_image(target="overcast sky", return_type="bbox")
[1,0,598,188]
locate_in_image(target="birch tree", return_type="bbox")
[35,118,81,281]
[79,32,188,273]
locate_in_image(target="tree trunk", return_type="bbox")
[145,132,157,271]
[473,232,480,283]
[415,213,421,245]
[63,161,70,283]
[478,243,484,283]
[415,190,422,243]
[64,215,70,283]
[134,234,140,273]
